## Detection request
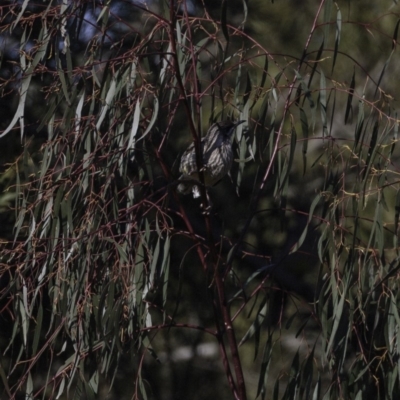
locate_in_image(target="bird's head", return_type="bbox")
[217,119,246,138]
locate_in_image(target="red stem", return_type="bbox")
[168,1,247,398]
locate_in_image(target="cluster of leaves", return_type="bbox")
[1,0,400,399]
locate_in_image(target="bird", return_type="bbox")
[177,119,245,198]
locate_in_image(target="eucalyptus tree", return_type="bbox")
[1,1,400,399]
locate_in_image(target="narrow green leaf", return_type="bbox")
[138,369,148,400]
[365,197,383,263]
[344,68,355,125]
[300,108,309,174]
[295,70,315,109]
[285,310,298,330]
[391,116,398,156]
[239,299,267,353]
[0,359,11,398]
[258,93,269,125]
[240,0,248,28]
[56,376,66,399]
[96,73,118,130]
[234,63,242,110]
[374,49,395,97]
[260,55,269,89]
[354,96,365,148]
[88,370,99,395]
[127,99,141,160]
[160,42,172,85]
[308,40,324,89]
[32,303,43,357]
[312,375,321,400]
[363,121,379,182]
[329,88,337,136]
[325,290,345,355]
[323,0,333,41]
[230,267,268,302]
[160,236,171,276]
[392,19,400,50]
[11,0,29,30]
[331,7,342,74]
[58,63,71,105]
[301,346,315,399]
[290,193,321,254]
[320,69,327,137]
[354,359,375,382]
[138,97,159,141]
[236,135,247,195]
[26,372,33,399]
[273,377,279,400]
[256,334,273,398]
[279,127,297,191]
[221,0,229,45]
[243,71,252,107]
[149,238,161,286]
[395,189,400,244]
[2,25,50,138]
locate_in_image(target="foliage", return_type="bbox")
[1,0,400,399]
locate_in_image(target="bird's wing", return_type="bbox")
[179,138,207,175]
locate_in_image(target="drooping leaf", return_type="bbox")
[344,68,355,125]
[331,7,342,74]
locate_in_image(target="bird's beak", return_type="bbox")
[235,120,246,127]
